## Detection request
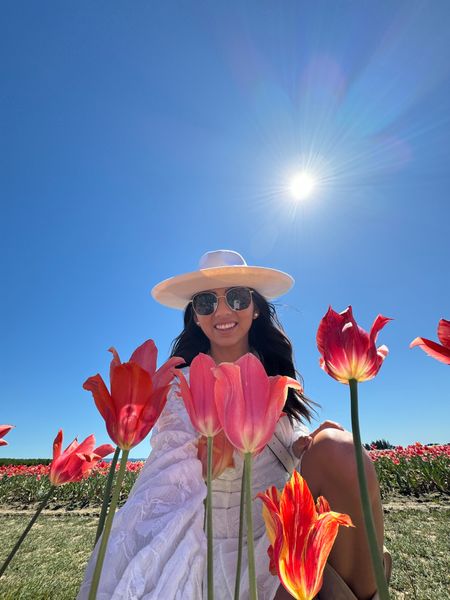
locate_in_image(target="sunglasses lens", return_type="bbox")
[226,287,252,311]
[192,292,217,315]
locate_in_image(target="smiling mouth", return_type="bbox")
[214,322,237,331]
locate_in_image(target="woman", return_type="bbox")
[78,250,390,600]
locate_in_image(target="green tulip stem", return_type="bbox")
[233,466,246,600]
[88,448,129,600]
[0,485,55,578]
[349,379,390,600]
[206,436,214,600]
[244,452,258,600]
[94,445,120,546]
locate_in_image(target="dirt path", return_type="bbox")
[0,495,448,517]
[382,495,449,511]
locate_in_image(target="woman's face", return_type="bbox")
[193,287,257,360]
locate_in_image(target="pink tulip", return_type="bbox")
[0,425,14,447]
[175,353,222,437]
[317,306,391,383]
[49,429,114,486]
[83,339,183,449]
[213,353,302,455]
[410,318,450,365]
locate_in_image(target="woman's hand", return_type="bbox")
[292,420,345,459]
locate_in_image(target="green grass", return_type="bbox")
[0,514,96,600]
[384,505,449,600]
[0,502,448,599]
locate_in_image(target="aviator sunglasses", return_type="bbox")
[191,287,254,316]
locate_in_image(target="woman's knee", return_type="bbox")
[302,428,379,500]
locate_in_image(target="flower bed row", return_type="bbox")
[0,461,145,508]
[368,442,450,495]
[1,444,448,507]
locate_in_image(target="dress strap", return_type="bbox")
[266,433,296,474]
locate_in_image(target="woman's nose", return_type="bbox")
[215,295,233,315]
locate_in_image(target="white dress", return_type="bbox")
[77,367,308,600]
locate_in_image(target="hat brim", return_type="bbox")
[151,266,294,310]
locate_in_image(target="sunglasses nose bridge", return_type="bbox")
[214,294,233,314]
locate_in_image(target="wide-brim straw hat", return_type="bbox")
[151,249,294,310]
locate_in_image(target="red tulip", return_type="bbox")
[83,339,183,449]
[410,318,450,365]
[258,471,353,600]
[197,430,235,480]
[49,429,114,486]
[0,425,14,447]
[213,353,302,455]
[317,306,391,383]
[175,353,222,437]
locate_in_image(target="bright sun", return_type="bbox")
[289,172,316,200]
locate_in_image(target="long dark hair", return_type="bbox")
[169,289,316,426]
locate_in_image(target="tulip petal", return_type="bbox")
[153,356,185,390]
[83,374,115,423]
[110,363,153,413]
[213,362,248,450]
[315,496,331,514]
[410,336,450,365]
[369,315,392,346]
[303,511,354,596]
[52,429,63,461]
[258,486,281,546]
[145,383,171,423]
[0,425,14,446]
[108,347,122,382]
[94,443,116,458]
[197,430,235,480]
[129,339,158,377]
[269,376,303,416]
[280,471,316,571]
[188,354,221,436]
[73,433,96,456]
[237,354,273,453]
[437,319,450,349]
[0,425,14,438]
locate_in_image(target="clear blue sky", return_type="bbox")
[1,1,449,459]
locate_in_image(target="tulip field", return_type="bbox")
[0,443,449,599]
[0,443,448,508]
[368,442,450,496]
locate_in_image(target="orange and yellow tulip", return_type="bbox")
[83,339,183,450]
[213,353,302,455]
[49,429,114,486]
[317,306,391,383]
[410,318,450,365]
[258,471,353,600]
[175,353,222,437]
[0,425,14,447]
[197,429,235,480]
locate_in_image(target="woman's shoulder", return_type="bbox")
[276,414,309,437]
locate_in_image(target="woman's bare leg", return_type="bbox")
[299,428,384,600]
[273,428,384,599]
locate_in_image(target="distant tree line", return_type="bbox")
[364,439,393,450]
